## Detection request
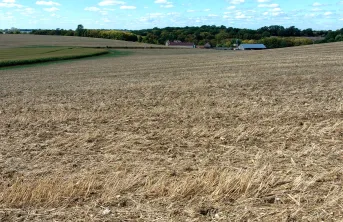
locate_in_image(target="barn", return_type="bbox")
[238,44,267,50]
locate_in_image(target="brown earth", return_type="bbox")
[1,42,343,221]
[0,34,163,49]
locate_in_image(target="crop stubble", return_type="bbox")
[0,34,163,49]
[1,43,343,221]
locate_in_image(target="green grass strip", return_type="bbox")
[0,47,110,68]
[0,51,109,68]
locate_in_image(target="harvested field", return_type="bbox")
[0,34,162,49]
[1,42,343,221]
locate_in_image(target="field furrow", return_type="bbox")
[1,42,343,221]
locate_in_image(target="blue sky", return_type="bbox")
[0,0,342,30]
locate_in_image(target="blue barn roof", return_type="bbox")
[239,44,267,49]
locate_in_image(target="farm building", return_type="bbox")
[166,40,196,48]
[238,44,267,50]
[197,42,211,49]
[20,29,33,34]
[204,42,211,49]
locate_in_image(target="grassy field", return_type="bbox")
[0,34,164,49]
[1,41,343,221]
[0,47,109,67]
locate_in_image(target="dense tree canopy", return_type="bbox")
[132,25,329,46]
[31,26,138,42]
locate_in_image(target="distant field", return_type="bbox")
[0,47,109,67]
[0,34,163,49]
[1,42,343,221]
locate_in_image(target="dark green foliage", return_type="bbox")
[32,28,138,42]
[76,24,85,37]
[132,25,333,48]
[257,37,313,49]
[318,29,343,43]
[28,24,343,48]
[6,27,20,34]
[335,35,343,42]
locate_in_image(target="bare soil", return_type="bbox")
[0,34,162,49]
[1,42,343,221]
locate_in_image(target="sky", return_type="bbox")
[0,0,343,30]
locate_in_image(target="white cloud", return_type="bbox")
[204,9,211,12]
[324,11,332,16]
[304,13,317,18]
[258,3,279,8]
[120,5,136,9]
[138,12,166,23]
[98,0,125,6]
[227,6,236,10]
[161,4,173,8]
[36,1,60,6]
[0,0,23,8]
[257,0,270,2]
[84,7,114,16]
[270,8,283,16]
[262,6,284,17]
[85,7,100,11]
[312,2,322,6]
[187,9,195,12]
[150,12,164,17]
[43,7,59,12]
[235,12,246,18]
[18,7,36,16]
[155,0,173,8]
[230,0,245,4]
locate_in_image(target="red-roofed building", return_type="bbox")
[166,40,196,48]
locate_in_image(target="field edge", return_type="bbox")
[0,48,110,68]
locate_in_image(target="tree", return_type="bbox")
[215,30,230,44]
[301,28,314,36]
[76,24,84,36]
[335,34,343,42]
[55,28,61,35]
[262,31,271,38]
[8,27,20,34]
[284,26,301,36]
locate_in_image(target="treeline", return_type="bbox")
[240,37,313,49]
[319,29,343,43]
[31,29,75,36]
[10,24,343,49]
[133,25,343,48]
[133,25,325,45]
[31,28,138,42]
